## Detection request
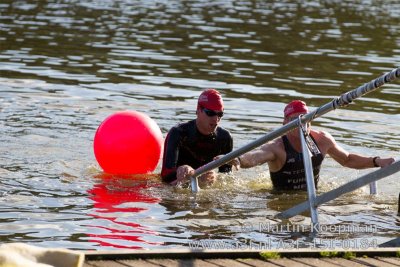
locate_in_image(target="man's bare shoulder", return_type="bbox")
[311,129,333,139]
[310,129,336,148]
[260,137,283,151]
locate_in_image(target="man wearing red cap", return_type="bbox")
[227,100,394,190]
[161,89,233,186]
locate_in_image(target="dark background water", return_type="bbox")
[0,0,399,250]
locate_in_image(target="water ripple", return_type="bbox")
[0,0,399,250]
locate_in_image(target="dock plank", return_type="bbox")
[83,258,400,267]
[116,259,161,267]
[266,258,310,267]
[145,259,183,267]
[352,257,399,267]
[168,259,219,267]
[377,257,400,266]
[83,248,400,267]
[85,260,127,267]
[324,257,369,267]
[293,257,341,267]
[237,258,281,267]
[204,258,254,267]
[145,258,220,267]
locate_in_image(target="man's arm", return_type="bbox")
[218,131,233,173]
[161,127,199,185]
[161,128,180,183]
[235,142,277,169]
[323,131,395,169]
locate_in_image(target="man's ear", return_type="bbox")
[196,106,201,115]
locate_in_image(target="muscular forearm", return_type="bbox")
[237,152,262,168]
[343,154,395,169]
[222,146,274,170]
[342,154,375,169]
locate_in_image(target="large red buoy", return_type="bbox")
[93,111,163,175]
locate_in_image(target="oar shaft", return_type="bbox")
[192,122,294,177]
[190,67,400,191]
[276,160,400,219]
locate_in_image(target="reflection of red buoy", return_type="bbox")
[87,176,162,249]
[88,176,160,213]
[93,111,163,175]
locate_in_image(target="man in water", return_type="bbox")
[227,100,395,190]
[161,89,233,187]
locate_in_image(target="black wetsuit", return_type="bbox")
[161,119,233,183]
[270,135,324,190]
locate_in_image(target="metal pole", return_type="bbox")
[369,181,378,195]
[276,160,400,219]
[189,67,400,192]
[298,119,319,226]
[190,176,199,192]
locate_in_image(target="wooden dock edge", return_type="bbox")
[84,248,400,261]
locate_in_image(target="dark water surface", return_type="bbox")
[0,0,399,250]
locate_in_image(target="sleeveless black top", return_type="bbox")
[270,135,324,190]
[161,119,233,183]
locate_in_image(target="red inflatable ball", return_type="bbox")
[94,110,163,175]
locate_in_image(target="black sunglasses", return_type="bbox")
[202,107,224,118]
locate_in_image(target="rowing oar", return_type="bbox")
[190,67,400,192]
[276,160,400,219]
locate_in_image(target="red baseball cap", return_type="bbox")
[284,100,309,118]
[198,89,224,111]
